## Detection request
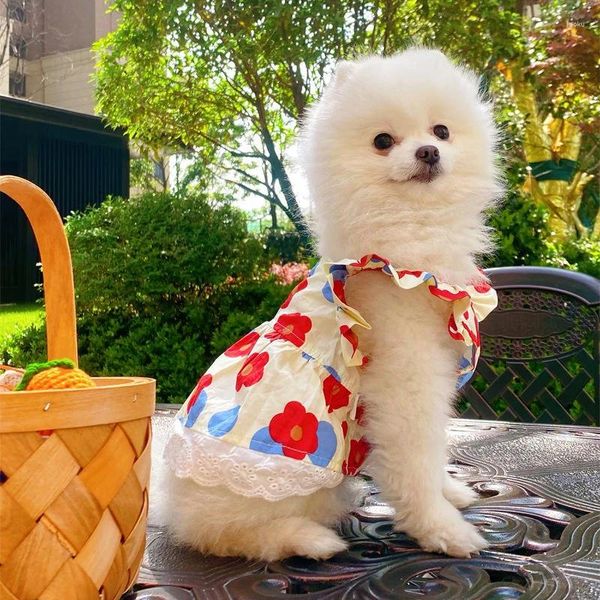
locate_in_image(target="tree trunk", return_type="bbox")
[269,200,278,229]
[259,126,313,248]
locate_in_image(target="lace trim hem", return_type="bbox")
[164,423,344,501]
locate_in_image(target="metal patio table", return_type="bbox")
[123,405,600,600]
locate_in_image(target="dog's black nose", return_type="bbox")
[415,145,440,166]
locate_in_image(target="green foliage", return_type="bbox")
[262,229,312,264]
[527,0,600,127]
[129,148,169,194]
[1,322,47,368]
[485,190,600,278]
[484,114,599,277]
[2,192,291,403]
[0,303,44,347]
[94,0,598,256]
[67,192,264,312]
[130,157,157,193]
[485,192,552,269]
[93,0,523,237]
[544,237,600,278]
[484,156,549,269]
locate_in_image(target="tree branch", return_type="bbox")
[196,130,268,160]
[231,166,271,190]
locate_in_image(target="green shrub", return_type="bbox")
[485,188,599,278]
[1,322,47,368]
[67,192,267,312]
[2,192,291,402]
[485,191,552,269]
[544,237,600,279]
[261,228,312,264]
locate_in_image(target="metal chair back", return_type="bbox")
[459,266,599,425]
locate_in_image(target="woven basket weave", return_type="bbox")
[0,176,155,600]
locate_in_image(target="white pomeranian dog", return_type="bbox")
[161,48,502,561]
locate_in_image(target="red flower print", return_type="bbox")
[224,331,260,357]
[322,375,351,413]
[397,269,424,279]
[187,373,213,413]
[280,278,308,309]
[429,286,469,302]
[269,401,319,460]
[235,352,269,392]
[332,278,346,303]
[340,325,359,354]
[472,280,491,293]
[448,312,480,346]
[463,319,480,346]
[342,438,371,475]
[265,313,312,347]
[350,255,373,268]
[341,421,348,438]
[447,314,464,341]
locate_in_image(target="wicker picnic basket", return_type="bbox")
[0,176,155,600]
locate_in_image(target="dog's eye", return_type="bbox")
[373,133,395,150]
[433,125,449,140]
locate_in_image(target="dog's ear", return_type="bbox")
[331,60,355,86]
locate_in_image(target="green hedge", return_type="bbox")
[484,190,599,278]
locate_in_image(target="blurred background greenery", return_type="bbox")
[93,0,599,266]
[2,0,598,402]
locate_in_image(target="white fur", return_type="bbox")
[162,48,502,560]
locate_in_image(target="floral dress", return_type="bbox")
[164,255,498,501]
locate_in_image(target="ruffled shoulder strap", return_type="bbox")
[322,255,497,387]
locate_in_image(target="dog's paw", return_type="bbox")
[417,517,487,558]
[283,522,348,560]
[443,474,480,509]
[396,501,488,558]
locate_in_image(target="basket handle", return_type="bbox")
[0,176,78,363]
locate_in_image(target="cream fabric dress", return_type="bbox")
[164,255,498,500]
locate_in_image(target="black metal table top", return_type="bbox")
[124,406,600,599]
